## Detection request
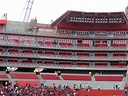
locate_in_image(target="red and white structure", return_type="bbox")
[0,10,127,90]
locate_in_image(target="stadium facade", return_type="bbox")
[0,10,128,92]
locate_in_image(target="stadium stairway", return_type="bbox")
[125,72,128,85]
[37,74,43,80]
[59,75,64,80]
[92,75,95,81]
[7,73,12,80]
[123,77,126,82]
[6,73,15,85]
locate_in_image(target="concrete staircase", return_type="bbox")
[6,74,14,84]
[6,74,12,80]
[122,77,126,82]
[92,75,95,81]
[37,74,43,80]
[59,75,63,80]
[37,74,46,84]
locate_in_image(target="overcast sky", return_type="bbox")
[0,0,128,24]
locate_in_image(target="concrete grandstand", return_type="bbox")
[0,10,128,95]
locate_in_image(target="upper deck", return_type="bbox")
[0,11,127,70]
[51,10,128,31]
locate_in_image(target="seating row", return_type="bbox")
[57,30,127,38]
[0,47,127,59]
[0,34,127,49]
[0,58,126,68]
[0,73,124,81]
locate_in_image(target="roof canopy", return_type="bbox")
[50,10,128,31]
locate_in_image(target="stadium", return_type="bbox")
[0,2,128,96]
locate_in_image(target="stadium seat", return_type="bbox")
[38,50,45,56]
[82,90,124,96]
[37,60,45,66]
[112,53,126,58]
[17,81,40,86]
[95,75,123,81]
[10,73,39,79]
[77,52,90,58]
[112,44,127,48]
[45,41,56,47]
[44,60,55,66]
[22,59,34,66]
[0,58,5,65]
[41,74,60,80]
[8,59,19,65]
[95,43,108,48]
[0,35,6,44]
[59,42,73,48]
[77,43,90,48]
[0,48,4,54]
[59,61,73,67]
[22,49,35,56]
[0,74,8,79]
[38,40,45,46]
[77,62,90,67]
[95,34,107,37]
[38,39,56,47]
[22,39,35,46]
[20,36,35,46]
[113,34,126,37]
[94,53,108,58]
[8,38,20,45]
[9,38,19,44]
[62,74,92,81]
[45,50,56,57]
[59,52,73,58]
[76,31,90,37]
[8,48,20,55]
[112,62,126,68]
[95,62,108,68]
[0,39,6,45]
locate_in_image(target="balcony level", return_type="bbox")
[0,56,127,70]
[0,47,127,62]
[57,30,128,39]
[2,29,128,40]
[0,33,128,51]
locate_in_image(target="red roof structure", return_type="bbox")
[51,10,128,31]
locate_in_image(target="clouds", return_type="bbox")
[0,0,127,24]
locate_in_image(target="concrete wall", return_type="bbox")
[5,20,49,33]
[40,80,125,90]
[8,78,125,90]
[6,21,28,32]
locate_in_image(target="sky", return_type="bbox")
[0,0,128,24]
